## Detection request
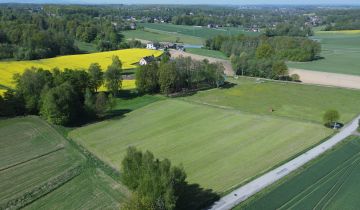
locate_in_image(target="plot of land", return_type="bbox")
[238,136,360,210]
[186,77,360,123]
[0,116,84,207]
[70,99,331,193]
[288,31,360,76]
[0,48,162,89]
[24,168,129,210]
[185,48,229,60]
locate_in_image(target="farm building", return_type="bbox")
[146,43,160,50]
[139,55,155,65]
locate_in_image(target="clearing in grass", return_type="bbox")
[70,99,331,193]
[237,136,360,210]
[186,77,360,123]
[186,48,229,59]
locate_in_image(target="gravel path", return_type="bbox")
[289,68,360,90]
[209,114,360,210]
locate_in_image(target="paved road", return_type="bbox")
[209,114,360,210]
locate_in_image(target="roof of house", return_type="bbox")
[141,55,155,63]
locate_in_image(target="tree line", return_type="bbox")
[121,147,219,210]
[0,56,123,125]
[205,34,320,80]
[135,55,225,95]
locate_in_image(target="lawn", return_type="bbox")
[75,40,98,53]
[186,77,360,123]
[186,48,228,59]
[288,30,360,75]
[0,48,163,89]
[0,116,85,208]
[24,168,129,210]
[139,23,260,39]
[70,99,331,193]
[123,28,203,45]
[237,136,360,210]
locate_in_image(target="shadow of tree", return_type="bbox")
[175,182,220,210]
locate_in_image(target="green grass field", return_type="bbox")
[0,116,128,209]
[123,28,204,45]
[139,23,259,39]
[186,77,360,123]
[24,168,129,210]
[70,99,331,193]
[237,136,360,210]
[0,116,85,207]
[186,48,229,59]
[288,31,360,75]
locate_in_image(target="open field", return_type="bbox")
[70,99,331,193]
[24,168,129,210]
[186,77,360,123]
[0,48,162,89]
[185,48,229,59]
[123,28,204,45]
[237,136,360,210]
[288,31,360,75]
[0,116,85,208]
[139,23,260,39]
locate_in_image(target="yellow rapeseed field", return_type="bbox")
[98,79,136,92]
[0,48,162,89]
[0,89,6,97]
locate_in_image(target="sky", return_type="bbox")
[1,0,360,5]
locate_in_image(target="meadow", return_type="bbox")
[0,116,129,209]
[24,168,129,210]
[0,116,85,208]
[123,28,204,45]
[139,23,260,39]
[288,30,360,75]
[237,136,360,210]
[186,77,360,123]
[70,99,331,193]
[185,48,229,59]
[0,48,162,89]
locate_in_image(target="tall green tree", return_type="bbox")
[158,62,178,95]
[256,43,274,59]
[323,110,340,127]
[135,63,159,93]
[105,56,123,96]
[88,63,104,92]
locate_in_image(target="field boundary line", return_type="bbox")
[0,146,64,172]
[208,114,360,210]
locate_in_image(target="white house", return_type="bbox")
[139,56,155,66]
[146,43,160,50]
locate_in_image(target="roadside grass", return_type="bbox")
[186,48,229,59]
[288,31,360,75]
[0,116,85,208]
[185,77,360,123]
[24,168,129,210]
[236,136,360,210]
[70,99,331,193]
[123,28,204,45]
[139,23,260,39]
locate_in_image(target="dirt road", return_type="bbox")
[290,68,360,90]
[169,50,235,76]
[209,114,360,210]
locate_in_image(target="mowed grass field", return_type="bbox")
[0,116,129,209]
[186,77,360,123]
[70,99,331,193]
[288,30,360,75]
[237,136,360,210]
[139,23,260,39]
[0,116,84,207]
[123,28,204,45]
[24,168,129,210]
[186,48,229,59]
[0,48,162,89]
